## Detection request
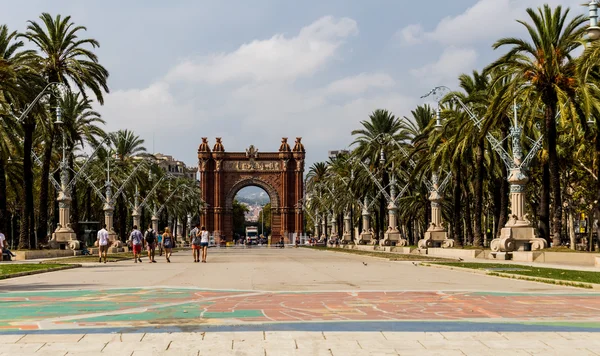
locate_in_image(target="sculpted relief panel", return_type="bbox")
[223,160,280,172]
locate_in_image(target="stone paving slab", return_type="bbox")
[2,332,599,356]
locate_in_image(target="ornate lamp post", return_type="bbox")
[415,95,454,249]
[422,86,545,252]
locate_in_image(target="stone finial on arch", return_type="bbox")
[225,177,280,211]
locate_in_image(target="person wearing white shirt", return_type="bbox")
[0,231,15,261]
[200,226,209,263]
[97,224,110,263]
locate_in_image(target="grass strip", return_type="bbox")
[43,252,135,264]
[43,247,188,264]
[0,263,79,280]
[301,246,452,261]
[429,262,600,288]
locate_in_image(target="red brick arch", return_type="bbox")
[198,137,305,243]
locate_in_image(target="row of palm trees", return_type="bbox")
[306,4,600,251]
[0,14,202,249]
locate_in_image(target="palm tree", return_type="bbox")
[20,13,109,246]
[455,71,491,247]
[487,5,586,246]
[352,109,407,240]
[0,24,41,248]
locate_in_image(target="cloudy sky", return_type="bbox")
[0,0,585,168]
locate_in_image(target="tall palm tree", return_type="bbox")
[352,109,407,239]
[21,13,109,246]
[455,71,491,247]
[0,24,41,248]
[487,5,586,246]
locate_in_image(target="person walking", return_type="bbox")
[97,224,109,263]
[190,223,200,262]
[200,226,209,263]
[129,225,144,263]
[162,227,174,263]
[144,224,157,263]
[157,230,163,256]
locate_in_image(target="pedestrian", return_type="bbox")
[191,223,201,262]
[144,224,157,263]
[157,230,163,256]
[129,225,144,263]
[200,226,209,263]
[97,224,109,263]
[0,230,16,261]
[295,236,300,248]
[162,227,174,263]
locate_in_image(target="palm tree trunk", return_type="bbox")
[546,101,562,247]
[118,195,127,240]
[19,122,35,249]
[496,124,509,238]
[464,187,474,246]
[52,170,60,230]
[0,156,7,233]
[595,134,600,252]
[37,128,55,245]
[539,163,551,244]
[68,154,80,241]
[452,162,463,247]
[473,140,484,246]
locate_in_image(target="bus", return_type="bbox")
[246,226,259,245]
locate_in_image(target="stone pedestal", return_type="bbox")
[51,189,79,250]
[329,213,338,242]
[342,210,353,244]
[418,189,453,249]
[358,202,374,245]
[320,213,327,241]
[104,204,121,248]
[132,208,140,229]
[490,175,547,252]
[151,214,159,233]
[381,201,407,247]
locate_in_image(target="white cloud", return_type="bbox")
[165,16,358,84]
[397,0,582,46]
[97,16,412,167]
[324,73,395,96]
[410,47,478,86]
[397,24,424,45]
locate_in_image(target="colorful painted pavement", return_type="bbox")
[1,288,600,333]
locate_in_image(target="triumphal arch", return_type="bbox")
[198,137,305,243]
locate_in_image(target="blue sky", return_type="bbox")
[0,0,584,168]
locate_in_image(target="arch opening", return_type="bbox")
[223,177,281,245]
[232,186,271,245]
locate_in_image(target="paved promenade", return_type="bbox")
[1,248,599,355]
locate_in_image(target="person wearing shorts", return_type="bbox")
[191,223,201,262]
[144,224,157,263]
[162,227,174,263]
[157,232,163,256]
[129,225,144,263]
[97,224,109,263]
[200,226,209,263]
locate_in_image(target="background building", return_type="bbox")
[154,153,197,180]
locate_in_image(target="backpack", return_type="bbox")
[144,229,156,244]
